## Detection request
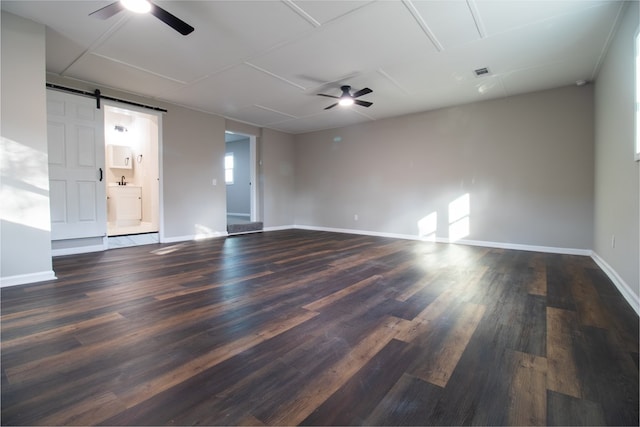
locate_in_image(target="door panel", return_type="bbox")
[77,126,96,166]
[47,90,106,240]
[49,180,67,223]
[47,122,66,165]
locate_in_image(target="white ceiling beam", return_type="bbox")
[401,0,444,52]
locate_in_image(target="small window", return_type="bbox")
[225,153,234,184]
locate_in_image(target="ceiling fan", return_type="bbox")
[317,85,373,110]
[89,0,194,36]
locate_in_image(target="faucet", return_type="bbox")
[120,176,126,186]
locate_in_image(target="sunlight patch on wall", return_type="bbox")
[0,137,51,231]
[194,224,226,240]
[448,193,470,242]
[418,212,438,241]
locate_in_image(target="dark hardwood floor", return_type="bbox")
[1,229,638,426]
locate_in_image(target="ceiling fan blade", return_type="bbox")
[352,87,372,98]
[89,1,124,19]
[150,3,194,35]
[324,103,339,110]
[317,94,340,99]
[354,100,373,108]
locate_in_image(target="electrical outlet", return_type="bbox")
[212,179,217,186]
[354,214,358,221]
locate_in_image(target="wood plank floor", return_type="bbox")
[2,229,638,426]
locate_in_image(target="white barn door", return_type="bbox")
[47,90,106,240]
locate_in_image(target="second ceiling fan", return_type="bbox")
[318,86,373,110]
[89,0,194,36]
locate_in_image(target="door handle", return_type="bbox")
[99,167,103,182]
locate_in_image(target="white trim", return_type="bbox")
[635,25,640,161]
[225,131,258,222]
[263,225,295,232]
[52,243,107,257]
[158,110,166,245]
[591,252,640,316]
[0,271,57,287]
[292,225,592,255]
[294,224,423,242]
[160,235,195,243]
[227,212,250,218]
[227,229,264,236]
[160,232,228,244]
[103,101,164,249]
[453,238,592,256]
[249,135,258,222]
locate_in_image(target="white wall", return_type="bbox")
[0,12,55,286]
[294,85,594,252]
[593,2,639,308]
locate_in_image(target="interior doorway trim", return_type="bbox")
[225,131,259,227]
[249,134,258,222]
[103,101,165,246]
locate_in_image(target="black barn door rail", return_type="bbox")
[46,83,167,113]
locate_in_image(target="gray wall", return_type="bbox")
[594,2,639,303]
[294,85,594,251]
[225,137,251,215]
[162,105,227,239]
[0,12,54,284]
[262,128,295,228]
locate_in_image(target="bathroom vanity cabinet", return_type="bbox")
[108,186,142,226]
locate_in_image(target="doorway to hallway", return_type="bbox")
[224,131,262,234]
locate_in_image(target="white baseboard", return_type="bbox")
[294,225,422,241]
[0,270,57,287]
[453,238,592,256]
[52,243,107,257]
[227,229,264,236]
[292,225,591,256]
[263,225,295,232]
[591,252,640,316]
[161,232,228,244]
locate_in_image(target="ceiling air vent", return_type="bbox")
[473,67,491,77]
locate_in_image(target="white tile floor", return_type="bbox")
[108,233,159,249]
[108,221,157,237]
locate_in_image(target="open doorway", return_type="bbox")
[225,131,261,234]
[104,104,161,246]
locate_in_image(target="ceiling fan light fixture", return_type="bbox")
[339,97,355,107]
[120,0,151,14]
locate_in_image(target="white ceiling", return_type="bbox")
[1,0,626,134]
